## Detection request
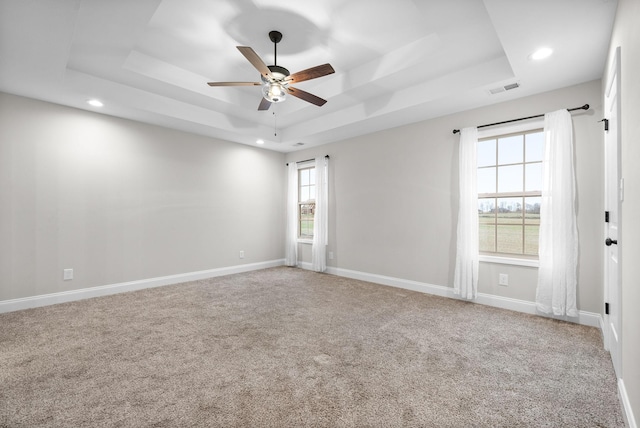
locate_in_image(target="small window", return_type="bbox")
[478,130,543,257]
[298,166,315,239]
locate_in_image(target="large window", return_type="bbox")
[298,166,315,239]
[478,130,543,257]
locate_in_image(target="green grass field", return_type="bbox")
[300,213,314,238]
[299,212,539,254]
[480,213,539,255]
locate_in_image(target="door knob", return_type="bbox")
[606,238,618,246]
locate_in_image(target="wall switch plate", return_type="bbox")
[499,273,508,286]
[63,269,73,281]
[239,250,245,259]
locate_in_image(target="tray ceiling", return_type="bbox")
[0,0,617,152]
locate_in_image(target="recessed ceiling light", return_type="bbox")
[256,139,265,145]
[529,47,553,61]
[87,99,104,107]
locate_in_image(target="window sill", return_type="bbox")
[297,239,313,245]
[479,255,539,268]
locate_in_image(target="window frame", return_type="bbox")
[297,162,315,242]
[476,120,544,267]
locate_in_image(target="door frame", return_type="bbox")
[603,46,622,380]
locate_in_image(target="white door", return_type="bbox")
[604,47,622,380]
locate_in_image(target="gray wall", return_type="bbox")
[0,93,286,301]
[287,80,604,314]
[0,81,608,316]
[606,0,640,421]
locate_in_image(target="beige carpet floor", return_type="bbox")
[0,267,625,427]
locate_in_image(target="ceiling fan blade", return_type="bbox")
[207,82,261,86]
[286,86,327,107]
[237,46,272,79]
[286,64,335,84]
[258,97,272,111]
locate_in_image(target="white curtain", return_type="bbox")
[453,127,479,299]
[284,163,298,266]
[536,109,579,317]
[312,157,329,272]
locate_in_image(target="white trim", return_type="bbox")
[295,159,315,168]
[3,260,604,330]
[579,311,603,329]
[326,266,452,298]
[477,292,601,328]
[299,261,313,271]
[479,255,539,267]
[619,378,638,428]
[324,266,601,328]
[600,314,609,350]
[0,259,285,314]
[477,118,544,139]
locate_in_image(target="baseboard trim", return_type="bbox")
[325,266,452,298]
[620,378,638,428]
[324,266,601,328]
[298,262,313,272]
[3,261,603,330]
[0,259,285,314]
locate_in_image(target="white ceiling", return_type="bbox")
[0,0,617,152]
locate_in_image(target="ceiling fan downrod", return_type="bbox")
[269,31,282,66]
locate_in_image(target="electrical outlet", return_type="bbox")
[499,273,509,286]
[63,269,73,281]
[328,251,334,260]
[239,250,245,259]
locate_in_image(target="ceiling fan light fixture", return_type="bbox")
[263,82,287,103]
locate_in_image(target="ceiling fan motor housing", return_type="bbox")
[266,65,290,80]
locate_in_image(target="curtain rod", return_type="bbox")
[286,155,329,166]
[452,104,589,135]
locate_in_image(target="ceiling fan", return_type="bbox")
[207,31,335,111]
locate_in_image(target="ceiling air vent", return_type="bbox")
[489,82,520,95]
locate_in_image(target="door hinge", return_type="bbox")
[605,211,610,223]
[600,118,609,131]
[605,302,610,315]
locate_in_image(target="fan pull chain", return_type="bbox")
[273,111,277,136]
